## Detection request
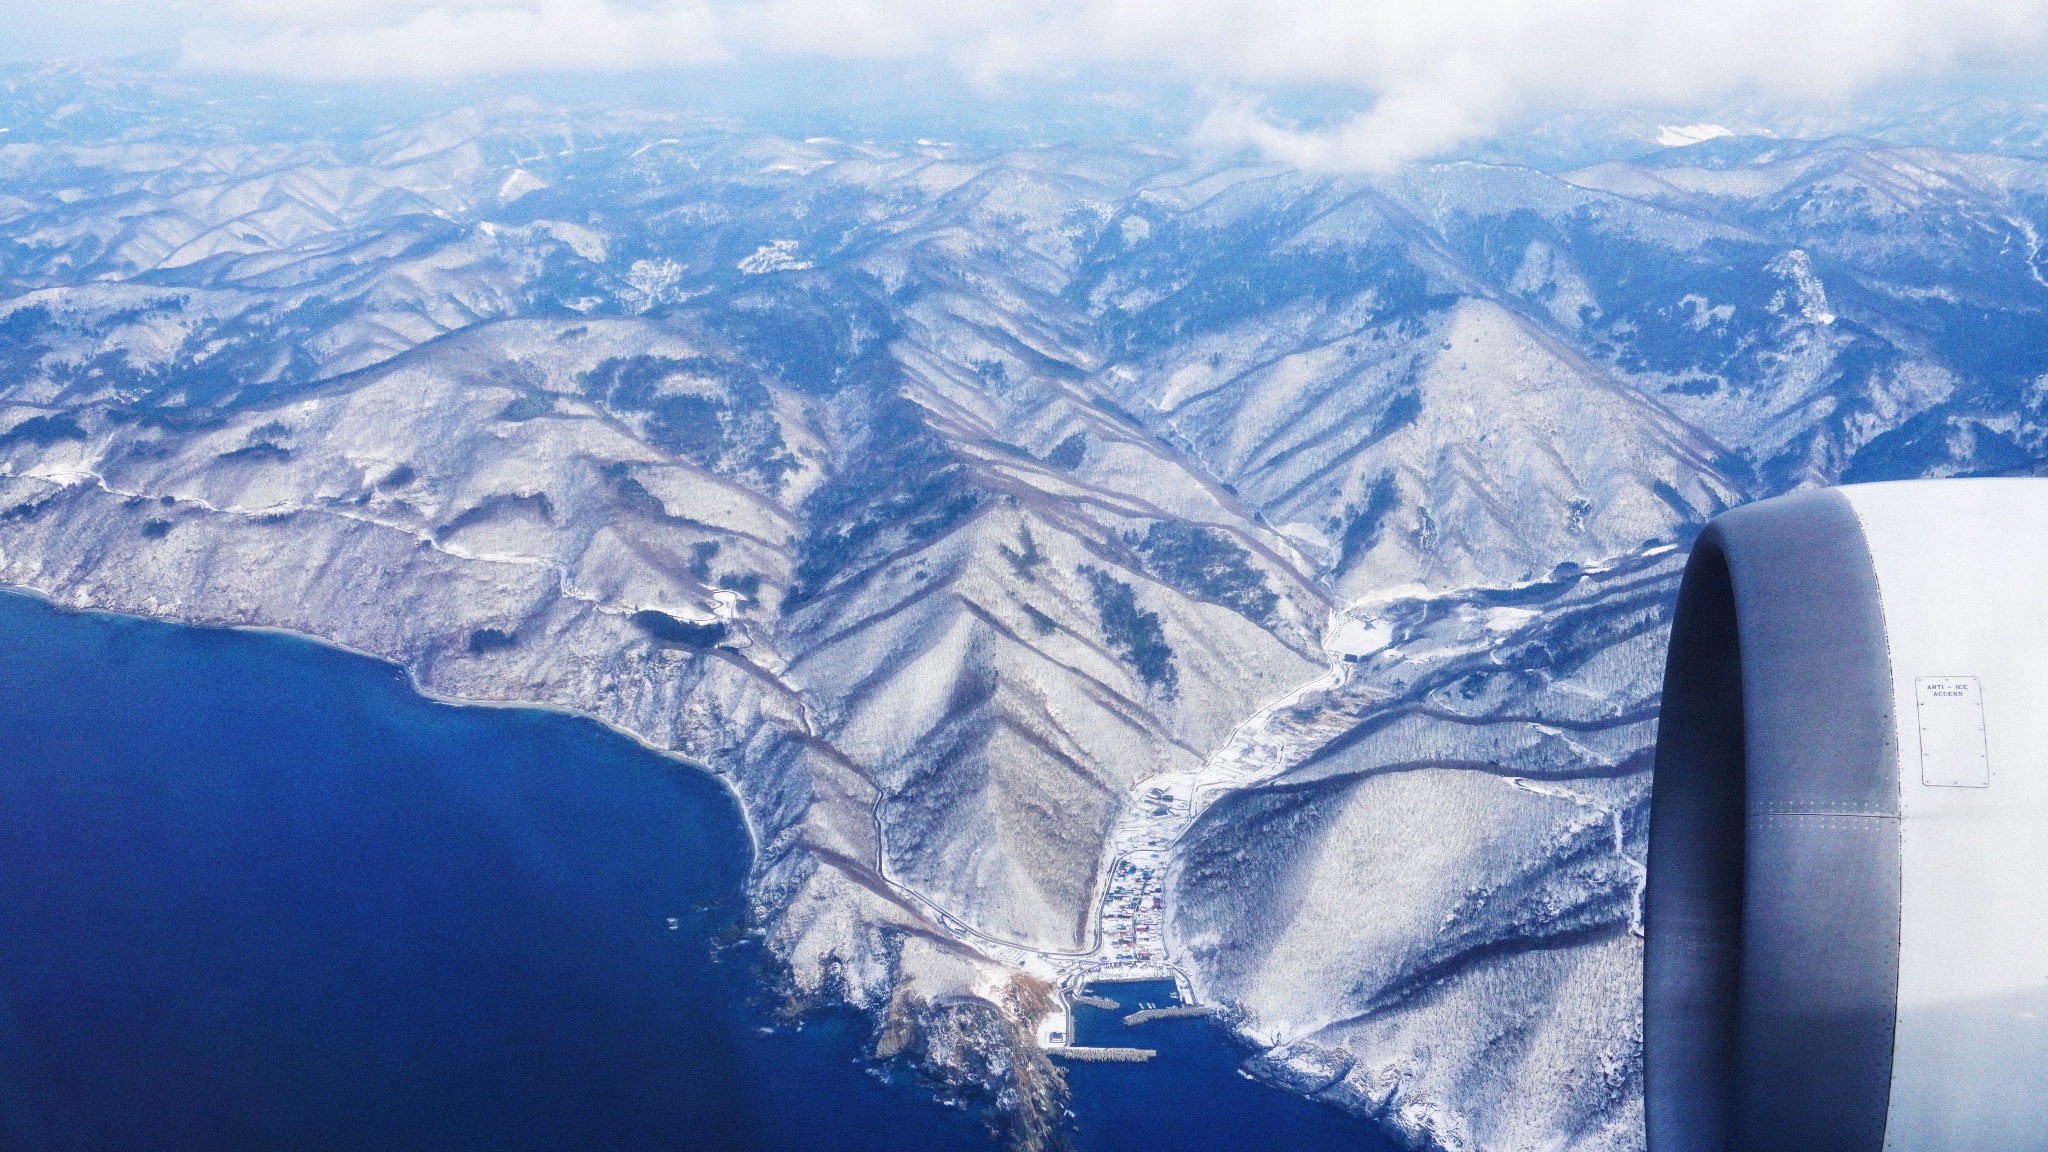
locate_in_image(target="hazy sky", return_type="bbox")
[13,0,2048,168]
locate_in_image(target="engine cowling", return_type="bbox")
[1645,478,2048,1152]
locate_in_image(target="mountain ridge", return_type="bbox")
[6,69,2048,1150]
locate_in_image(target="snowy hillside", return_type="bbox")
[5,63,2048,1151]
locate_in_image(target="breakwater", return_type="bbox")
[1050,1046,1156,1063]
[1072,993,1120,1010]
[1123,1005,1214,1026]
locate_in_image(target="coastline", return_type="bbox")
[0,578,1079,1151]
[0,581,767,864]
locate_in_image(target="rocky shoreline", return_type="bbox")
[7,69,2035,1151]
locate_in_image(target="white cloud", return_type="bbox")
[142,0,2048,165]
[181,0,723,81]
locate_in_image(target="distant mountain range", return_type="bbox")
[4,62,2047,1151]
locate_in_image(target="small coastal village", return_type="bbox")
[878,623,1381,1063]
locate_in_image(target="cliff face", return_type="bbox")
[6,64,2048,1149]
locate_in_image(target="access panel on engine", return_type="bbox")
[1916,676,1990,788]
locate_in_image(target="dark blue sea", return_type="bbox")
[1064,980,1393,1151]
[0,591,1393,1152]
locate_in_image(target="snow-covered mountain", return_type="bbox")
[5,63,2047,1151]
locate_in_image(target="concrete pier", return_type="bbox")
[1049,1046,1156,1063]
[1123,1005,1213,1026]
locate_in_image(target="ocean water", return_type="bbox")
[1065,980,1396,1152]
[0,591,1392,1151]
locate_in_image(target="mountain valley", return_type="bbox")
[6,65,2048,1150]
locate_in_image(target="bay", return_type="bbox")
[1064,979,1396,1152]
[0,590,1393,1151]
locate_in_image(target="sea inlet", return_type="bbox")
[0,590,1393,1151]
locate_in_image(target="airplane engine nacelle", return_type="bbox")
[1646,478,2048,1152]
